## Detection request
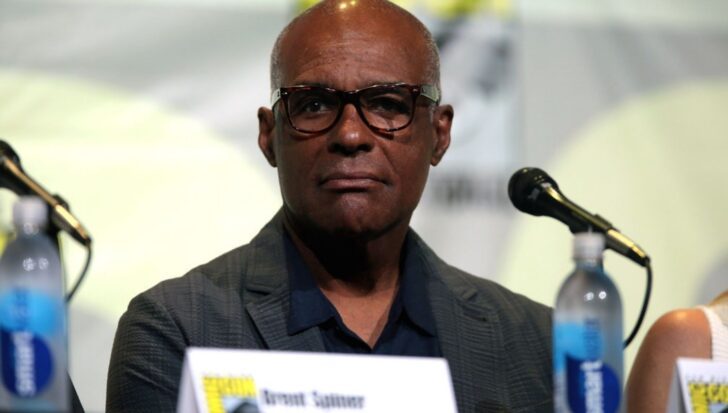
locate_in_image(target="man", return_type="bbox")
[106,1,552,412]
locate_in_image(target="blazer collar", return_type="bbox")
[243,210,326,352]
[242,210,289,294]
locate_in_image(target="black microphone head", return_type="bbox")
[0,140,22,166]
[507,167,559,216]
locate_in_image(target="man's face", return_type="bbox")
[259,10,453,239]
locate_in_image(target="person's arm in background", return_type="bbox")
[626,308,711,413]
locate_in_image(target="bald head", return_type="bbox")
[270,0,440,92]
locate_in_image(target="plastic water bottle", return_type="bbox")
[0,196,68,412]
[553,233,623,413]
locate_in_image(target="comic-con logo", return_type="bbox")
[203,376,260,413]
[688,381,728,413]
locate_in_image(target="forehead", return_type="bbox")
[276,10,430,89]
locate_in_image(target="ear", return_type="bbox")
[258,107,277,167]
[430,104,453,166]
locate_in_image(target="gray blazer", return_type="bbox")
[107,213,552,412]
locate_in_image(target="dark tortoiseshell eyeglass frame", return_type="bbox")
[270,83,440,134]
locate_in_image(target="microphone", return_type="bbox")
[508,167,648,267]
[0,140,92,246]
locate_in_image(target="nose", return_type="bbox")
[327,103,374,156]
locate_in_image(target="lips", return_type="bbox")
[319,171,386,191]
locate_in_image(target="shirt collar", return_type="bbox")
[285,231,437,337]
[285,232,336,335]
[398,233,437,336]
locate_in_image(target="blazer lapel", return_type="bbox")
[246,288,326,352]
[242,210,326,352]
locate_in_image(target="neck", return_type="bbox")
[283,209,412,347]
[283,211,409,295]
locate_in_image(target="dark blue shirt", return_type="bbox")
[285,232,442,357]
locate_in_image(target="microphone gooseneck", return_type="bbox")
[0,140,92,246]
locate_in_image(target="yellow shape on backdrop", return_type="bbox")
[294,0,320,11]
[294,0,512,18]
[499,80,728,374]
[0,69,279,320]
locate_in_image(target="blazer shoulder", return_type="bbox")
[140,242,253,305]
[441,263,550,320]
[122,241,264,347]
[413,232,550,315]
[140,210,288,305]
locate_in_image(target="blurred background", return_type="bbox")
[1,0,727,410]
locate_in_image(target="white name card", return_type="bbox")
[666,357,728,413]
[176,348,458,413]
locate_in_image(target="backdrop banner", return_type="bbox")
[1,0,727,410]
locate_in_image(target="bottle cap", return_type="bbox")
[573,232,605,260]
[12,196,48,229]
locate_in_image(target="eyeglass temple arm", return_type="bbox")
[421,85,440,103]
[271,89,283,106]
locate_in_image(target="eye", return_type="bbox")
[362,89,412,116]
[367,96,410,114]
[300,98,327,113]
[288,91,337,117]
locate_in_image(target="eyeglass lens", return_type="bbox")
[286,86,415,132]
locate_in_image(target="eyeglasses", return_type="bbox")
[271,83,440,134]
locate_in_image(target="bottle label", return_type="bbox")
[554,321,621,413]
[0,289,58,397]
[565,355,620,413]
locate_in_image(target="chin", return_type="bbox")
[320,214,384,239]
[286,194,413,241]
[318,207,409,242]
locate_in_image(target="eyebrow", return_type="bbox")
[290,81,331,88]
[287,80,406,90]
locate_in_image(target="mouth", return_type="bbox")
[319,172,386,191]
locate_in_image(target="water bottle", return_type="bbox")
[0,196,69,412]
[553,232,623,413]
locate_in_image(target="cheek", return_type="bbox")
[275,141,317,202]
[397,125,436,177]
[387,143,433,202]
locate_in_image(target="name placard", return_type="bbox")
[176,348,458,413]
[666,357,728,413]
